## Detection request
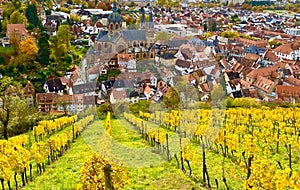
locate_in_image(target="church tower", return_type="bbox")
[140,7,146,30]
[107,1,122,33]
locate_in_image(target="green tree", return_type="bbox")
[210,84,226,109]
[221,30,240,38]
[1,19,8,35]
[129,100,150,115]
[0,77,21,139]
[10,10,27,24]
[13,100,38,135]
[154,31,172,42]
[56,25,71,53]
[163,87,180,109]
[25,4,39,27]
[38,35,50,66]
[97,102,113,119]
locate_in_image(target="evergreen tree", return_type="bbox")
[25,4,39,27]
[38,35,50,66]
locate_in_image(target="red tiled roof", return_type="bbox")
[6,24,28,37]
[112,89,127,100]
[283,76,300,86]
[246,66,279,79]
[252,76,275,93]
[273,43,300,55]
[277,85,300,100]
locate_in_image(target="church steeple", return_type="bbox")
[112,1,117,12]
[107,1,122,32]
[140,7,146,28]
[148,10,153,30]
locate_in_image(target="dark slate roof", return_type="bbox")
[96,31,120,43]
[113,80,125,88]
[226,71,240,80]
[189,38,214,47]
[160,53,175,59]
[72,82,98,94]
[243,46,266,55]
[232,91,243,98]
[122,30,146,41]
[102,80,115,90]
[87,47,96,54]
[167,40,188,47]
[45,79,64,93]
[96,30,146,42]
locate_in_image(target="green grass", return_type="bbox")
[0,46,14,53]
[22,122,99,190]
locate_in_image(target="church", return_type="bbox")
[86,2,156,67]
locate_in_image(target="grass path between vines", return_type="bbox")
[22,119,202,189]
[22,123,96,190]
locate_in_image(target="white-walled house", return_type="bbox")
[273,43,300,61]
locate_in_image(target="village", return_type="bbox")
[1,1,300,114]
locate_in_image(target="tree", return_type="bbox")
[9,32,21,54]
[10,11,27,24]
[38,35,50,66]
[19,37,38,61]
[1,19,8,35]
[154,31,172,42]
[13,100,38,135]
[210,84,226,109]
[0,77,21,139]
[56,25,71,54]
[97,2,108,10]
[25,4,39,27]
[221,30,240,38]
[163,87,180,109]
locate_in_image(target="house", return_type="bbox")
[245,66,279,84]
[231,60,244,73]
[276,85,300,102]
[56,94,74,113]
[68,65,85,86]
[43,78,70,95]
[144,85,155,100]
[262,49,280,66]
[110,88,127,104]
[226,79,242,98]
[224,71,240,82]
[243,53,261,66]
[273,42,300,61]
[43,15,64,35]
[6,24,27,39]
[84,95,97,108]
[283,76,300,86]
[175,59,193,74]
[192,69,207,84]
[235,37,269,48]
[36,93,56,113]
[22,81,35,107]
[72,82,98,96]
[252,76,276,94]
[117,53,136,72]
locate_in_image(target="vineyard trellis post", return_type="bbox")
[166,133,170,161]
[103,164,113,190]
